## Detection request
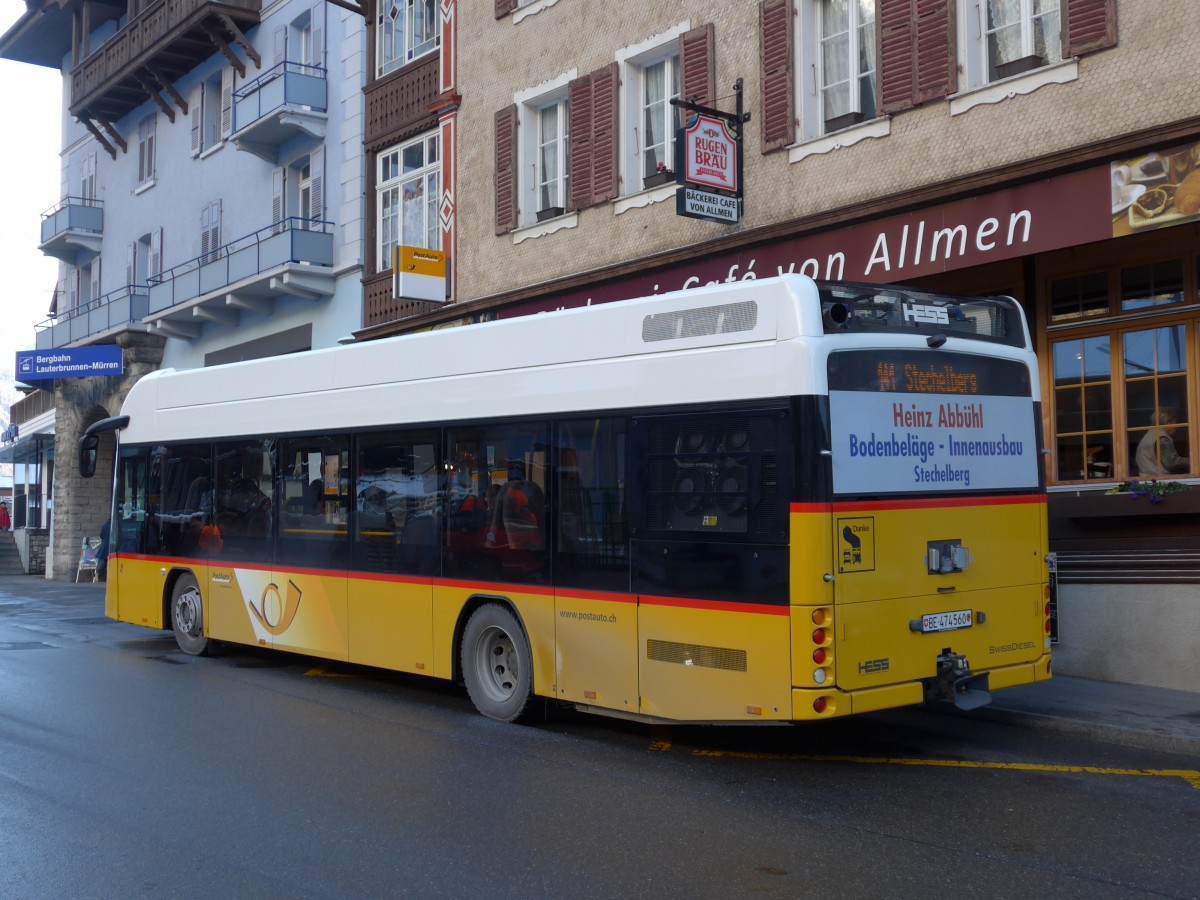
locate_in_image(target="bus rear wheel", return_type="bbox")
[461,604,533,722]
[171,573,209,656]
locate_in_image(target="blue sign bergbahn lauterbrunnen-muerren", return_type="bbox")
[16,346,123,381]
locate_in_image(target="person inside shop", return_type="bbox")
[1135,407,1190,476]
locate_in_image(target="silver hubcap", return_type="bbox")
[174,587,202,637]
[474,625,518,702]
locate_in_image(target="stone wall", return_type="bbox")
[16,528,49,575]
[49,332,165,580]
[1054,583,1200,693]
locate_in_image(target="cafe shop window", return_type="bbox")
[1046,255,1196,484]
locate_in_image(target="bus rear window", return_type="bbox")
[817,282,1027,348]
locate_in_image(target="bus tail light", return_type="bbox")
[813,696,827,714]
[812,628,826,645]
[813,647,827,665]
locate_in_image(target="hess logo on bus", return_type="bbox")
[902,302,949,325]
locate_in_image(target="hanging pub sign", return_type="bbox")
[672,79,748,225]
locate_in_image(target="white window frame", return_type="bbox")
[959,0,1062,91]
[376,0,440,78]
[202,71,223,153]
[377,132,441,272]
[137,114,156,188]
[515,70,575,228]
[617,24,689,196]
[797,0,878,143]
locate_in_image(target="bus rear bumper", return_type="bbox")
[791,653,1052,720]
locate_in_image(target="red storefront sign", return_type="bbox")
[500,165,1113,318]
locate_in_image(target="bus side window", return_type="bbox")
[554,417,628,592]
[354,430,440,575]
[213,440,276,566]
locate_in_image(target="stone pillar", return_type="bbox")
[50,332,166,580]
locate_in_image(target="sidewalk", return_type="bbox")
[983,673,1200,757]
[2,575,1198,754]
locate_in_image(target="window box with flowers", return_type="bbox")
[1049,482,1200,519]
[643,163,675,190]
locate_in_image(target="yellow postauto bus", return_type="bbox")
[81,275,1051,723]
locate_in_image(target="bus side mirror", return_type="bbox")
[80,434,99,478]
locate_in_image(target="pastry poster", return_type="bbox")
[1111,139,1200,237]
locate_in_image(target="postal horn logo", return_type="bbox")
[248,580,303,635]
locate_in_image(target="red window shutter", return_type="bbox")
[912,0,955,106]
[568,73,594,211]
[495,0,516,19]
[1064,0,1116,56]
[590,62,619,205]
[759,0,794,153]
[878,0,914,114]
[494,105,518,234]
[679,23,715,118]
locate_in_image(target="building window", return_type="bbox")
[191,70,233,156]
[137,115,156,186]
[377,0,439,78]
[377,133,440,272]
[536,99,569,215]
[796,1,877,140]
[200,201,222,264]
[635,53,679,184]
[961,0,1062,90]
[203,71,222,150]
[1046,254,1196,484]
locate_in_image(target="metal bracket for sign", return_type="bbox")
[670,78,750,223]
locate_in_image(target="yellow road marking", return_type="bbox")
[304,665,353,678]
[684,749,1200,791]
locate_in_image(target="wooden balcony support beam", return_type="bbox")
[136,73,176,124]
[79,117,118,160]
[217,14,261,70]
[95,115,128,154]
[148,67,189,116]
[203,24,245,78]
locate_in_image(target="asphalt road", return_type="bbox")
[1,579,1197,898]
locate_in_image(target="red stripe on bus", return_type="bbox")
[791,494,1046,514]
[552,588,638,604]
[113,555,785,612]
[640,594,790,616]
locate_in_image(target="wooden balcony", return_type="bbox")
[70,0,260,124]
[365,53,439,150]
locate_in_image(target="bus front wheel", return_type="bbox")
[171,573,209,656]
[461,604,533,723]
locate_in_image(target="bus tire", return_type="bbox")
[461,604,533,723]
[170,573,209,657]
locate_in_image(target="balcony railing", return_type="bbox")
[70,0,261,122]
[147,217,334,328]
[34,284,149,350]
[232,61,328,161]
[10,390,55,428]
[39,196,104,263]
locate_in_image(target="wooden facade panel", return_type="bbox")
[1064,0,1117,56]
[365,53,441,150]
[759,0,794,152]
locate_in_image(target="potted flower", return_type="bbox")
[643,162,675,189]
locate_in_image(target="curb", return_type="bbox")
[974,705,1200,757]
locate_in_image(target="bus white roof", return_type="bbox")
[118,275,1035,444]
